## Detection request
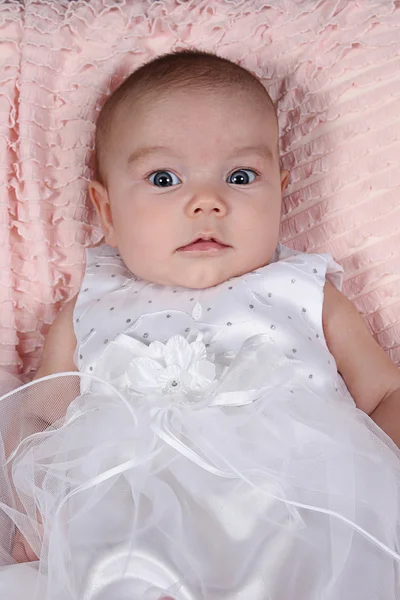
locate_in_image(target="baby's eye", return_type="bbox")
[148,170,181,187]
[227,169,257,185]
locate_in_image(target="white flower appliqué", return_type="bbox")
[124,334,216,399]
[95,331,294,412]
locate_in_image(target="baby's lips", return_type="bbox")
[177,235,231,252]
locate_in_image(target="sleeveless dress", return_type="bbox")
[0,243,399,600]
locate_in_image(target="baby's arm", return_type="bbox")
[323,282,400,445]
[22,295,78,426]
[7,297,77,562]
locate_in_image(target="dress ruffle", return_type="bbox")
[1,358,400,598]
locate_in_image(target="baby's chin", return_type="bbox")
[133,259,273,290]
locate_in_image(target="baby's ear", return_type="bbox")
[88,181,117,247]
[280,169,290,194]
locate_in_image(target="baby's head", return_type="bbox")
[90,50,289,289]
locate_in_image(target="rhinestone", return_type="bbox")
[205,343,210,348]
[116,253,120,257]
[313,268,317,273]
[227,322,232,326]
[288,316,292,320]
[316,333,319,338]
[335,387,338,392]
[167,314,171,318]
[292,349,297,353]
[291,279,296,283]
[126,318,131,323]
[271,325,276,330]
[76,318,79,323]
[79,354,82,359]
[309,374,313,379]
[84,288,88,292]
[185,328,190,332]
[104,339,108,344]
[309,337,312,341]
[190,298,194,301]
[207,307,211,311]
[95,264,100,268]
[90,328,94,333]
[328,360,331,364]
[89,366,93,371]
[110,307,114,311]
[171,381,178,388]
[111,274,116,278]
[228,286,233,290]
[302,308,307,313]
[268,293,272,297]
[148,300,152,303]
[97,299,100,302]
[143,333,149,338]
[249,304,254,309]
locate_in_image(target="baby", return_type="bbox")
[1,49,400,600]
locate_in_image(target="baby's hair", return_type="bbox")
[94,49,276,185]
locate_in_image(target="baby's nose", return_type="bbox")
[186,191,228,217]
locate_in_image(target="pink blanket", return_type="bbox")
[0,0,399,376]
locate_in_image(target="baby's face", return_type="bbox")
[90,87,288,288]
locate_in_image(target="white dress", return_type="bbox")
[0,243,399,600]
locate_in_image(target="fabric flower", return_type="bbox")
[124,335,216,399]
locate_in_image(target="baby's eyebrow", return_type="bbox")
[228,145,274,161]
[127,145,174,165]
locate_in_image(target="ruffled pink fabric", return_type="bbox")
[0,0,399,375]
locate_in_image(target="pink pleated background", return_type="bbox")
[0,0,399,377]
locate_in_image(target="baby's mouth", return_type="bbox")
[177,236,230,253]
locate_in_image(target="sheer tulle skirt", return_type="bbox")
[0,372,400,599]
